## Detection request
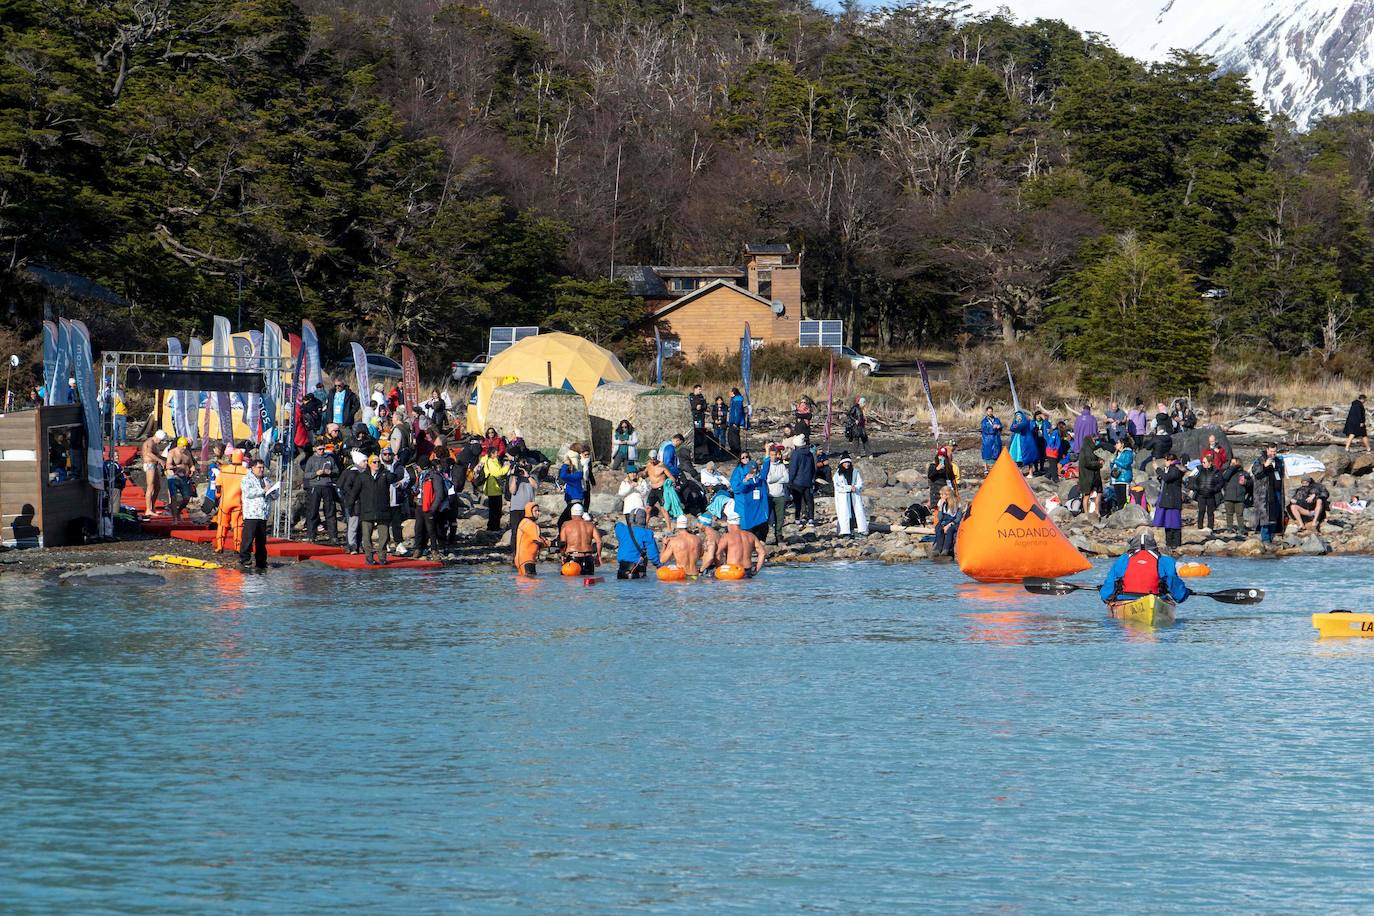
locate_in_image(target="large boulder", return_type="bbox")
[1320,446,1353,477]
[1103,503,1150,530]
[1351,453,1374,476]
[59,565,167,586]
[1170,425,1232,462]
[1227,421,1289,440]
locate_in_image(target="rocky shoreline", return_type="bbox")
[6,402,1374,576]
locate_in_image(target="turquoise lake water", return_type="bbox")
[3,556,1374,912]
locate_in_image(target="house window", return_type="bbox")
[757,268,772,300]
[669,277,699,292]
[47,424,85,486]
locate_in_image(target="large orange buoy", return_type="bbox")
[657,565,687,582]
[955,450,1091,582]
[561,561,582,576]
[1178,562,1211,578]
[714,564,746,580]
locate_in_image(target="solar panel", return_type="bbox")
[798,320,843,349]
[488,326,539,358]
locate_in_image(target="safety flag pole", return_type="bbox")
[919,359,941,442]
[823,352,835,449]
[1006,361,1022,416]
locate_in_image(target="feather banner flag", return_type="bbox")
[1005,361,1022,416]
[918,359,941,442]
[401,346,420,408]
[301,320,322,394]
[69,321,103,489]
[41,321,58,403]
[52,319,71,405]
[741,322,752,429]
[351,342,371,423]
[211,316,234,441]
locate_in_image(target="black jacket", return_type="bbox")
[356,468,399,522]
[689,393,707,425]
[1190,467,1222,502]
[788,447,816,489]
[927,460,957,489]
[340,466,365,511]
[347,428,377,457]
[710,402,727,427]
[330,388,361,427]
[1220,465,1251,502]
[1157,464,1185,510]
[1344,399,1367,435]
[1149,433,1173,461]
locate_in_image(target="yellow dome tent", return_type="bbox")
[466,332,632,432]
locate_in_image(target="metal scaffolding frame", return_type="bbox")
[101,350,297,538]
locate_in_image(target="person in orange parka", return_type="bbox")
[212,449,247,553]
[514,503,549,576]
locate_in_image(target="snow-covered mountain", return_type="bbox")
[964,0,1374,128]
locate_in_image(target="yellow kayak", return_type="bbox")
[149,554,222,570]
[1312,613,1374,638]
[1106,594,1177,626]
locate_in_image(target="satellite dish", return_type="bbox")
[771,299,785,316]
[7,355,18,368]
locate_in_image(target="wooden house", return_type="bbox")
[621,243,803,361]
[0,405,97,547]
[650,280,795,359]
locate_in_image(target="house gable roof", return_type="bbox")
[649,279,777,320]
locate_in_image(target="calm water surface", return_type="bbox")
[3,556,1374,912]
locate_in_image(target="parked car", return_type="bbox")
[837,345,879,375]
[450,353,489,383]
[335,352,403,380]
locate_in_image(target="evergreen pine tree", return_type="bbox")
[1067,234,1212,395]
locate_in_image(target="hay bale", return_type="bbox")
[588,382,692,460]
[486,382,591,460]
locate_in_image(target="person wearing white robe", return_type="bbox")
[833,455,869,535]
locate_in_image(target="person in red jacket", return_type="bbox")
[481,427,507,458]
[413,457,446,561]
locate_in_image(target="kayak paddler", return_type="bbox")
[1099,531,1191,603]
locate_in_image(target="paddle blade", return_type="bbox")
[1023,578,1082,596]
[1202,587,1265,605]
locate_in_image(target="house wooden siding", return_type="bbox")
[654,283,795,359]
[0,405,95,547]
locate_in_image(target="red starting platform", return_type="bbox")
[267,542,346,561]
[140,518,213,537]
[170,528,218,543]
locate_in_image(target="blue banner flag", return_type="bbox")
[741,322,752,429]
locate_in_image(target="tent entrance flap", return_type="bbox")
[125,367,264,393]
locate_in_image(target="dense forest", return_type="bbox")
[4,0,1374,392]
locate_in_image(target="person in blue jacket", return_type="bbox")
[730,451,771,539]
[788,442,817,526]
[557,451,585,529]
[980,407,1003,469]
[727,388,747,454]
[614,508,660,579]
[1008,410,1039,471]
[1098,532,1191,603]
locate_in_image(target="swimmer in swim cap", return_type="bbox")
[660,514,704,579]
